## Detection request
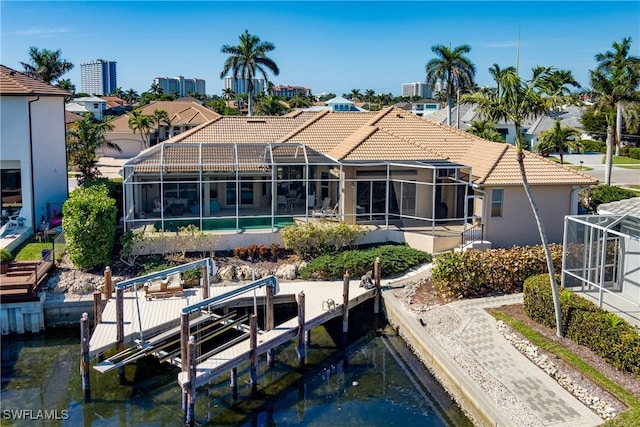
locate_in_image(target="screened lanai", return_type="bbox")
[562,214,640,327]
[121,142,476,243]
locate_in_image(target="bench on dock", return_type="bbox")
[144,272,184,300]
[0,260,54,302]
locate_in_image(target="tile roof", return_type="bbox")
[107,100,220,132]
[0,64,71,97]
[132,106,598,187]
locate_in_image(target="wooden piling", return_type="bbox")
[104,266,112,301]
[80,312,91,401]
[374,257,381,314]
[230,367,238,400]
[92,290,102,331]
[180,313,189,373]
[266,285,275,367]
[297,291,306,367]
[201,265,209,300]
[115,287,125,383]
[249,314,258,393]
[342,271,350,347]
[185,336,197,427]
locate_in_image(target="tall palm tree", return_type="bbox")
[20,46,74,83]
[463,66,563,337]
[349,89,361,102]
[592,37,640,161]
[222,87,235,101]
[66,114,119,183]
[55,78,75,94]
[536,120,582,163]
[255,96,289,116]
[127,109,153,149]
[220,30,280,116]
[488,63,516,97]
[124,88,139,105]
[467,119,505,142]
[151,109,171,142]
[425,44,476,127]
[364,89,375,109]
[150,82,164,96]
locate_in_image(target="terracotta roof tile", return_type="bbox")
[108,100,220,132]
[0,64,71,96]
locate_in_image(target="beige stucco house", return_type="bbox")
[102,100,219,158]
[120,107,597,253]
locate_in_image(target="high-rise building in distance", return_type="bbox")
[402,82,432,99]
[81,59,117,95]
[223,77,265,95]
[153,76,206,97]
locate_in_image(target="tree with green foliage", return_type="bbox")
[467,119,505,142]
[579,184,638,213]
[150,82,163,96]
[20,46,73,83]
[55,78,75,94]
[67,114,119,183]
[488,63,515,97]
[220,30,280,116]
[254,95,289,116]
[426,44,476,127]
[127,108,153,148]
[151,109,171,142]
[463,65,564,336]
[349,89,361,102]
[124,88,139,105]
[536,120,583,163]
[63,185,117,269]
[590,37,640,182]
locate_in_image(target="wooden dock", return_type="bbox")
[0,260,54,303]
[89,279,374,358]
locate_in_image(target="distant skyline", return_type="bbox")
[1,1,639,97]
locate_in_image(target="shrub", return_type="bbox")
[581,139,606,153]
[579,184,637,213]
[82,177,123,221]
[182,268,202,287]
[63,185,117,269]
[298,244,430,280]
[0,248,13,262]
[233,247,247,260]
[270,243,281,260]
[628,147,640,160]
[523,274,640,377]
[431,244,563,300]
[257,244,268,260]
[246,244,258,260]
[280,222,367,259]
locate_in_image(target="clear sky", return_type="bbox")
[1,1,639,97]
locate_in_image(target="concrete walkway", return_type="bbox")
[557,153,639,186]
[381,269,604,426]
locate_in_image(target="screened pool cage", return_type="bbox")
[121,142,475,235]
[562,214,640,320]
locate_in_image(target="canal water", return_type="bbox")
[1,309,471,426]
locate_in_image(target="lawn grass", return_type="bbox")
[488,309,640,425]
[567,165,593,171]
[602,156,640,165]
[13,241,53,261]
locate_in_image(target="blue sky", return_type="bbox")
[1,1,639,97]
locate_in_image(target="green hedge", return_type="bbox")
[431,244,563,299]
[298,244,431,280]
[579,185,637,214]
[280,222,367,259]
[524,274,640,378]
[629,147,640,160]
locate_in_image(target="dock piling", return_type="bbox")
[297,291,306,367]
[104,266,112,301]
[342,271,350,347]
[230,367,238,400]
[184,336,196,427]
[80,312,91,401]
[249,314,258,393]
[374,257,381,314]
[93,290,102,331]
[201,265,209,299]
[266,285,275,367]
[115,287,125,384]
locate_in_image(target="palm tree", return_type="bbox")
[266,81,275,96]
[20,46,74,83]
[592,37,640,163]
[220,30,280,116]
[467,119,505,142]
[150,82,164,96]
[55,78,75,94]
[151,109,171,143]
[222,87,235,101]
[536,120,582,163]
[462,66,563,337]
[111,87,125,99]
[425,44,476,127]
[349,89,361,102]
[127,109,153,148]
[124,88,139,105]
[67,114,119,183]
[364,89,375,109]
[488,63,516,97]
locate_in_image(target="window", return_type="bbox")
[1,168,22,211]
[491,189,504,217]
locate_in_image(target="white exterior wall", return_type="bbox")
[0,95,68,229]
[483,184,574,248]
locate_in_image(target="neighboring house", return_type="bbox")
[273,85,311,97]
[65,110,83,125]
[527,106,589,152]
[562,197,640,327]
[0,65,70,246]
[306,96,366,112]
[410,99,442,117]
[65,95,107,120]
[102,96,129,116]
[101,100,220,158]
[120,107,597,253]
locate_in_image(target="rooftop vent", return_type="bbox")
[246,119,266,124]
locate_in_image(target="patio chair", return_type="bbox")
[5,208,24,229]
[144,272,184,300]
[311,197,331,217]
[277,195,288,210]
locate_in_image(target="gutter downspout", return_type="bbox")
[28,96,40,231]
